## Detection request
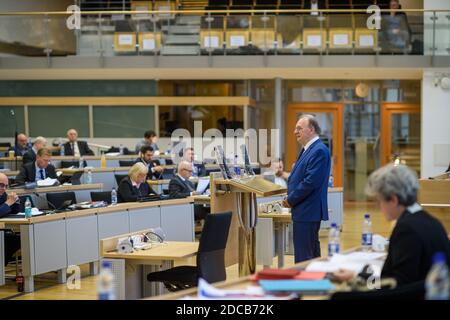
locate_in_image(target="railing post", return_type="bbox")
[43,14,53,68]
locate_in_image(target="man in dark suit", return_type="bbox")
[0,172,21,266]
[16,147,58,184]
[181,147,207,177]
[63,128,94,157]
[333,164,450,290]
[22,136,47,166]
[169,161,208,221]
[135,145,164,180]
[283,115,331,263]
[9,133,30,157]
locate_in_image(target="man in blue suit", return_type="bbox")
[283,115,331,263]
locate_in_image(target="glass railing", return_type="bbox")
[0,9,448,57]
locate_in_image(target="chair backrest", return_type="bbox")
[46,192,76,210]
[115,174,128,186]
[119,160,135,167]
[196,212,232,283]
[162,168,175,180]
[61,160,80,168]
[90,191,112,204]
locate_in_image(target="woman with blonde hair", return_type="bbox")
[118,162,157,202]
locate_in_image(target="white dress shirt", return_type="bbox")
[35,163,46,182]
[406,203,422,214]
[311,2,319,15]
[303,135,320,152]
[71,141,80,157]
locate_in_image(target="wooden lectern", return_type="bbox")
[418,172,450,233]
[209,172,287,276]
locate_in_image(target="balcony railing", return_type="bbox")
[0,8,449,58]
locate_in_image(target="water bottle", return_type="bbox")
[60,143,65,156]
[97,261,115,300]
[234,155,241,177]
[328,174,334,188]
[119,144,124,155]
[86,169,93,184]
[192,164,198,177]
[362,213,373,251]
[425,252,450,300]
[24,197,32,218]
[328,223,340,257]
[79,157,84,169]
[111,188,117,205]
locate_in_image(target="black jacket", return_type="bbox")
[135,158,163,180]
[0,193,20,218]
[15,162,58,185]
[381,209,450,286]
[22,149,36,166]
[168,175,195,199]
[117,176,156,203]
[63,141,94,156]
[193,162,207,177]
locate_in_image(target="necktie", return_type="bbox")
[39,169,45,180]
[297,148,305,161]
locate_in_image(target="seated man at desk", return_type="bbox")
[15,147,58,185]
[118,163,157,203]
[22,136,47,166]
[0,172,21,266]
[135,145,164,180]
[181,147,207,177]
[9,133,31,157]
[169,161,208,222]
[64,128,94,156]
[135,130,159,154]
[333,164,450,289]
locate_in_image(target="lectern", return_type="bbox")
[209,172,287,276]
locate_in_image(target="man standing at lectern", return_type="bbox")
[283,115,331,263]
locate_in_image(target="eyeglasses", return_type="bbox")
[0,183,8,189]
[183,168,193,173]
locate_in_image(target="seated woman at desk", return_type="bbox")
[118,163,157,203]
[332,164,450,289]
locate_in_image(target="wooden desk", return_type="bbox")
[0,198,195,292]
[101,231,198,299]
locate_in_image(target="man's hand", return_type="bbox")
[191,191,200,196]
[6,192,18,206]
[282,197,291,208]
[332,269,356,283]
[153,165,164,173]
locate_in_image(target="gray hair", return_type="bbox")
[300,114,322,135]
[365,164,419,206]
[34,136,47,146]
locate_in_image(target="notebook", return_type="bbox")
[259,279,335,294]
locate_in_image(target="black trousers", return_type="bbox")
[3,231,21,266]
[194,204,210,221]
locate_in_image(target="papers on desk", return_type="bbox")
[37,178,58,187]
[15,208,45,217]
[305,252,386,276]
[196,178,210,194]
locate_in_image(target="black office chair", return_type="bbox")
[61,160,85,168]
[115,174,128,186]
[17,195,35,212]
[147,211,232,291]
[90,191,112,204]
[119,160,135,167]
[161,168,175,180]
[46,192,76,210]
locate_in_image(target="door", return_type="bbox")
[381,103,421,175]
[286,103,344,187]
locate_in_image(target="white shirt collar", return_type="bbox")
[304,136,320,151]
[177,174,186,182]
[131,179,140,188]
[407,203,422,214]
[311,2,319,15]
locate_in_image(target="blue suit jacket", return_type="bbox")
[287,139,331,222]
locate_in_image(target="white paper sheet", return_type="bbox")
[230,35,245,47]
[37,178,58,187]
[196,178,210,194]
[142,38,156,50]
[118,34,133,46]
[16,208,44,217]
[359,35,374,47]
[306,35,322,47]
[204,36,219,48]
[333,34,349,46]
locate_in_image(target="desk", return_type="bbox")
[61,168,130,190]
[101,232,198,299]
[0,198,195,292]
[12,183,104,209]
[0,230,4,286]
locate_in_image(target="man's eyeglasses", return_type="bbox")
[0,183,8,189]
[183,168,193,173]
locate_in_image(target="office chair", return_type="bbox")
[119,160,135,167]
[90,191,112,204]
[161,168,175,180]
[147,211,232,291]
[46,192,76,210]
[18,195,34,212]
[61,160,87,168]
[114,174,128,186]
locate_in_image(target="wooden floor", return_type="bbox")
[0,201,404,300]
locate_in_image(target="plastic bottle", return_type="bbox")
[328,174,334,188]
[119,144,124,155]
[86,169,93,184]
[100,154,107,168]
[97,261,115,300]
[192,163,198,177]
[79,157,84,169]
[362,213,373,251]
[60,143,65,156]
[111,188,118,206]
[425,252,450,300]
[234,155,241,177]
[16,270,24,292]
[328,223,340,257]
[24,197,32,218]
